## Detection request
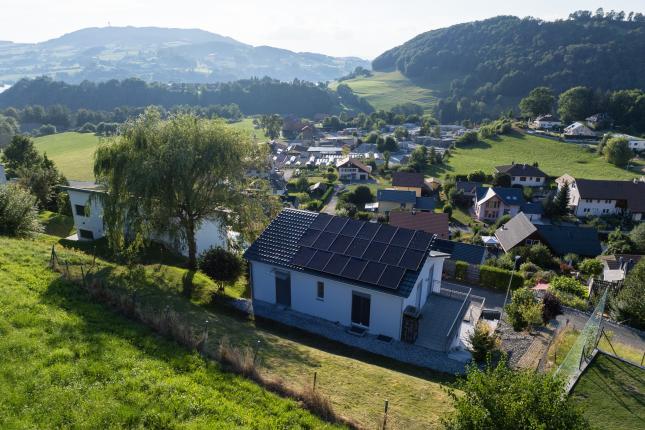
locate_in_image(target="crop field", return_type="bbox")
[428,132,644,180]
[331,71,439,113]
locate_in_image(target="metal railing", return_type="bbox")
[444,288,472,351]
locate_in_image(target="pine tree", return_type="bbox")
[553,182,570,216]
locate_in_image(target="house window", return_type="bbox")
[583,208,590,213]
[316,281,325,300]
[75,204,88,217]
[536,177,542,182]
[602,209,609,214]
[351,292,370,327]
[78,229,94,240]
[605,200,611,204]
[585,199,592,203]
[520,176,526,182]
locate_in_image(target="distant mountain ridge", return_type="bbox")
[0,26,369,84]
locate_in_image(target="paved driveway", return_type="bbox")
[442,281,507,311]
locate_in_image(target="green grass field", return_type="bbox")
[331,71,439,113]
[570,353,644,430]
[0,234,337,429]
[229,117,269,143]
[34,132,103,181]
[429,132,644,180]
[0,233,455,429]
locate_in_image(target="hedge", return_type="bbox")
[479,265,524,291]
[455,261,468,282]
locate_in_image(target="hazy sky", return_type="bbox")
[3,1,643,58]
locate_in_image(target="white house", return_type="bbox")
[336,157,371,181]
[532,115,561,130]
[61,181,228,256]
[494,164,547,187]
[610,133,645,152]
[555,174,645,221]
[563,122,596,137]
[244,210,477,351]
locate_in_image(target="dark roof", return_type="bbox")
[476,187,525,206]
[337,157,371,173]
[495,164,547,178]
[389,212,449,239]
[534,224,601,257]
[244,209,448,297]
[60,181,106,193]
[494,212,537,252]
[520,202,544,215]
[392,172,425,188]
[600,254,643,270]
[575,179,645,213]
[377,189,416,204]
[535,114,560,122]
[415,196,437,211]
[434,239,487,265]
[455,181,483,195]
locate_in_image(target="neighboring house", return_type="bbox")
[374,189,436,214]
[307,146,344,156]
[519,202,544,222]
[563,122,596,138]
[336,157,371,181]
[473,187,525,221]
[493,164,547,187]
[391,172,425,197]
[455,181,483,198]
[425,177,442,192]
[494,212,602,257]
[585,113,612,130]
[433,239,487,265]
[244,209,478,350]
[555,175,645,221]
[0,163,6,185]
[598,254,642,282]
[533,114,561,130]
[609,133,645,153]
[309,182,328,198]
[389,211,449,239]
[60,181,228,256]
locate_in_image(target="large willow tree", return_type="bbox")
[94,109,278,269]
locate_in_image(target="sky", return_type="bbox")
[2,1,643,58]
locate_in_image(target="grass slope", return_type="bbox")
[0,235,336,429]
[1,234,455,429]
[229,117,269,143]
[34,132,102,181]
[429,133,644,180]
[331,71,438,113]
[570,353,644,430]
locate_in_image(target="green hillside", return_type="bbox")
[429,133,644,180]
[34,132,102,181]
[331,71,438,113]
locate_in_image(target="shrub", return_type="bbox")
[0,183,42,236]
[542,291,562,323]
[610,260,645,329]
[505,288,543,331]
[579,258,603,278]
[455,261,468,281]
[304,199,323,211]
[198,247,244,293]
[443,204,453,217]
[469,321,499,363]
[479,265,524,291]
[550,276,587,298]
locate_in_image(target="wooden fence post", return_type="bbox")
[313,371,317,391]
[382,400,389,429]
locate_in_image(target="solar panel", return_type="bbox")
[345,238,371,258]
[377,265,406,289]
[329,235,353,253]
[380,245,406,265]
[356,222,380,240]
[390,228,414,247]
[324,217,348,233]
[312,231,338,250]
[373,224,397,243]
[409,230,433,251]
[362,241,387,261]
[359,261,386,284]
[341,257,368,279]
[399,248,426,271]
[299,228,322,247]
[340,219,363,237]
[323,253,351,275]
[290,246,316,266]
[306,250,333,271]
[309,213,332,230]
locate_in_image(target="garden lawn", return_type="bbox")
[34,132,103,181]
[0,235,337,429]
[1,234,455,429]
[570,353,644,430]
[429,133,644,181]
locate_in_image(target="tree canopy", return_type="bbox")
[519,87,555,118]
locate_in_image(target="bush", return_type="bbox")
[479,265,524,291]
[0,183,42,236]
[469,321,499,363]
[579,258,603,278]
[610,260,645,329]
[443,204,453,217]
[455,261,468,281]
[542,291,562,323]
[505,288,543,331]
[304,199,323,211]
[198,247,244,293]
[550,276,587,299]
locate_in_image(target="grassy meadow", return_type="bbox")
[570,353,644,430]
[34,132,103,181]
[0,232,455,429]
[331,71,439,113]
[429,132,644,180]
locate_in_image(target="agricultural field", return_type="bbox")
[570,353,644,430]
[428,132,645,181]
[330,71,439,113]
[0,232,455,429]
[228,117,269,143]
[34,132,103,181]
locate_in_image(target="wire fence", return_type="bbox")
[556,287,608,391]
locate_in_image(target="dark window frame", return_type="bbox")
[316,281,325,300]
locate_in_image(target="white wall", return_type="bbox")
[510,175,544,187]
[68,190,105,240]
[574,198,619,217]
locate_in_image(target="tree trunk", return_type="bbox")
[187,217,197,270]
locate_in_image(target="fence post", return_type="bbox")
[641,351,644,367]
[80,265,86,287]
[382,400,389,429]
[253,339,261,364]
[313,371,317,391]
[65,261,70,279]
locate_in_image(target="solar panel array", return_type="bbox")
[289,213,435,290]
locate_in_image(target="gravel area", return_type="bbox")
[496,319,536,368]
[229,298,467,374]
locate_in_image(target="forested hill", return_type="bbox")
[373,12,645,99]
[0,76,372,117]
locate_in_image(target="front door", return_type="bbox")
[351,292,370,327]
[275,272,291,307]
